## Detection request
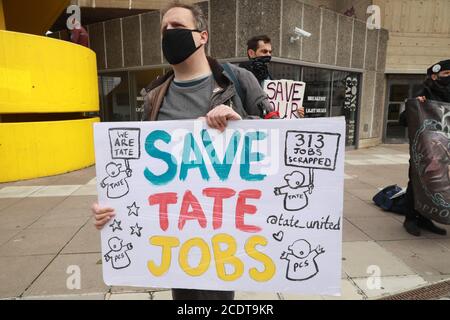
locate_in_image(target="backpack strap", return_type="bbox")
[222,63,245,104]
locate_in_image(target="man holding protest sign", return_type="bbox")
[402,59,450,237]
[239,35,305,119]
[239,35,274,85]
[92,2,280,300]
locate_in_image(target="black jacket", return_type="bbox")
[400,79,450,127]
[238,60,272,85]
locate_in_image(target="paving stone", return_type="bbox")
[342,241,415,278]
[378,239,450,276]
[151,290,173,300]
[343,219,371,242]
[22,253,108,297]
[0,227,80,257]
[29,185,81,198]
[0,255,55,299]
[322,279,365,300]
[108,292,151,300]
[235,291,280,300]
[353,275,427,299]
[347,216,418,241]
[61,220,102,254]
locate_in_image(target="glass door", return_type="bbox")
[384,76,424,144]
[302,67,332,118]
[99,72,131,122]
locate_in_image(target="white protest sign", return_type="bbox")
[263,80,306,119]
[94,118,345,296]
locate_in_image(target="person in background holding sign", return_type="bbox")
[239,35,305,118]
[92,2,281,301]
[400,59,450,237]
[239,35,273,85]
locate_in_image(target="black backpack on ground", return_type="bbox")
[373,185,408,215]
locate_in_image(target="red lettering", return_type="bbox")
[203,188,236,230]
[149,193,178,231]
[178,191,207,230]
[236,190,262,233]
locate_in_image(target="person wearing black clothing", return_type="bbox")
[239,35,305,118]
[401,59,450,236]
[239,35,273,85]
[91,3,279,301]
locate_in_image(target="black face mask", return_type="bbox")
[252,56,272,64]
[162,28,203,65]
[250,56,272,82]
[426,76,450,102]
[437,75,450,88]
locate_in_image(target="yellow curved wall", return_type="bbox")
[0,29,100,183]
[0,118,99,183]
[0,30,99,114]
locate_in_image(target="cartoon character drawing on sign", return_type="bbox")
[104,237,134,270]
[281,239,325,281]
[100,162,133,199]
[274,170,315,211]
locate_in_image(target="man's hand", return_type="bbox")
[297,106,305,118]
[206,105,242,132]
[92,202,116,230]
[417,96,427,103]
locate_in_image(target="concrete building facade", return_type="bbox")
[51,0,389,149]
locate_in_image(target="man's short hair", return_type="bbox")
[162,2,208,32]
[247,35,271,52]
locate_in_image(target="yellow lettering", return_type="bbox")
[147,236,180,276]
[245,236,276,282]
[179,238,211,277]
[212,234,244,281]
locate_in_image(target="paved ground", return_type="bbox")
[1,144,449,300]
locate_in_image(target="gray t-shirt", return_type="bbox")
[157,74,214,121]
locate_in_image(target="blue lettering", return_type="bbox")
[180,133,210,181]
[144,130,177,185]
[240,131,267,181]
[201,129,241,181]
